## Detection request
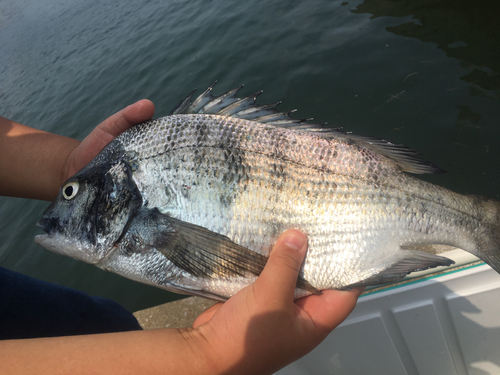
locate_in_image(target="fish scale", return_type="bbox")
[35,84,500,300]
[122,114,484,288]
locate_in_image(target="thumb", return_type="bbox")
[66,100,155,179]
[93,99,155,143]
[253,230,308,306]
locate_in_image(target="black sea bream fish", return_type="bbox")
[35,83,500,301]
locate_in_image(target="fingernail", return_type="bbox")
[283,231,307,252]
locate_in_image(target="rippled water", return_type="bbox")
[1,0,499,311]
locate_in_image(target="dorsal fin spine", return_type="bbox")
[170,82,446,175]
[188,81,217,113]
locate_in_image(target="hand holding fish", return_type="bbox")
[187,229,363,374]
[0,99,154,201]
[61,99,155,186]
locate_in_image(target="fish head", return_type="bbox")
[34,160,142,264]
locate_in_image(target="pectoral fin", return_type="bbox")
[156,215,268,278]
[348,251,455,287]
[143,209,319,294]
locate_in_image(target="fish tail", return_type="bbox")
[473,196,500,273]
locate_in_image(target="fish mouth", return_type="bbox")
[34,218,101,264]
[34,231,60,252]
[34,226,95,263]
[34,218,63,250]
[34,217,63,243]
[34,218,52,245]
[34,233,49,245]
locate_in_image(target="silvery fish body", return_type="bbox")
[35,84,500,301]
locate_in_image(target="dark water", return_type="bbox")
[1,0,499,312]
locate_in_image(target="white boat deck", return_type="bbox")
[279,259,500,375]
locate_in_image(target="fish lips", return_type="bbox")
[34,217,101,265]
[34,217,62,248]
[34,217,57,247]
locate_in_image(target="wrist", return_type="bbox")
[178,326,226,375]
[58,143,79,186]
[43,137,79,201]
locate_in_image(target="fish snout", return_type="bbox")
[36,217,59,235]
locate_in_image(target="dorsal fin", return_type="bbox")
[306,128,446,175]
[170,82,446,175]
[170,81,308,127]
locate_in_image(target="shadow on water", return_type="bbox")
[352,0,500,96]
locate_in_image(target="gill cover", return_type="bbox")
[89,160,143,248]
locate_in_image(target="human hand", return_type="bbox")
[1,101,153,201]
[60,99,155,184]
[186,230,364,375]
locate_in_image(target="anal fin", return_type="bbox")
[348,251,455,287]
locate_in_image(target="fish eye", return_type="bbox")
[62,181,79,200]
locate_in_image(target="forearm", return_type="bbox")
[0,328,215,375]
[0,116,79,201]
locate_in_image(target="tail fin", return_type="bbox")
[474,197,500,273]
